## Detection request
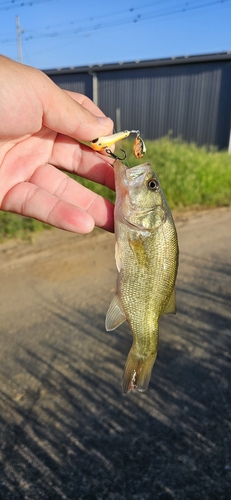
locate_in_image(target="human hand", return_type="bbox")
[0,55,115,234]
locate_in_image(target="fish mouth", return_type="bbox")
[126,164,152,180]
[114,160,152,186]
[114,160,127,185]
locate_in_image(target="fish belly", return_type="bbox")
[117,219,177,393]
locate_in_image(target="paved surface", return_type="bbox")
[0,208,230,500]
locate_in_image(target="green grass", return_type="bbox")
[123,137,231,209]
[0,213,51,242]
[73,174,115,203]
[0,136,231,240]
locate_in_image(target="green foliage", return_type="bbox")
[73,174,115,203]
[0,137,230,240]
[0,212,51,242]
[123,137,231,209]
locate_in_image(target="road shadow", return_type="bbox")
[0,254,230,500]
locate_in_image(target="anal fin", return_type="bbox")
[105,294,126,331]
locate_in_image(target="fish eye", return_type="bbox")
[148,179,159,191]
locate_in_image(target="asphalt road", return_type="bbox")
[0,208,230,500]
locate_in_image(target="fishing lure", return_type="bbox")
[133,134,146,159]
[90,130,146,160]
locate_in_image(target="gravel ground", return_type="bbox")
[0,207,230,500]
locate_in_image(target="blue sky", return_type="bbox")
[0,0,231,70]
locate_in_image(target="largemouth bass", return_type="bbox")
[105,160,178,394]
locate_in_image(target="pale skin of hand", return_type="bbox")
[0,55,115,234]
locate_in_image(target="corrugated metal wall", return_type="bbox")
[50,72,93,100]
[47,58,231,149]
[97,62,231,149]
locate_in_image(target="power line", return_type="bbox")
[0,0,53,11]
[23,0,231,40]
[0,0,230,45]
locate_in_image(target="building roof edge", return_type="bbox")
[43,51,231,76]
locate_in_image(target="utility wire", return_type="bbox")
[0,0,52,11]
[0,0,230,45]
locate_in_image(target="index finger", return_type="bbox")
[50,134,115,191]
[64,91,107,118]
[40,75,114,141]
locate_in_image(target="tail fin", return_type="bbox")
[122,348,157,395]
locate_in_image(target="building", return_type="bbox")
[44,52,231,151]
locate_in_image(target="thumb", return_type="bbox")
[40,74,113,141]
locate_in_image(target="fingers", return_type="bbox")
[64,91,106,117]
[0,57,116,234]
[28,163,115,231]
[1,178,114,234]
[50,135,115,191]
[40,73,114,141]
[0,56,113,142]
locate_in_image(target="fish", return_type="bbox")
[105,160,179,394]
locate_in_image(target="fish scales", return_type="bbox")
[105,160,178,394]
[120,220,176,347]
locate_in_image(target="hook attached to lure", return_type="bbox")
[90,129,146,160]
[105,148,127,161]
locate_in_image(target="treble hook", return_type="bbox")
[105,148,127,161]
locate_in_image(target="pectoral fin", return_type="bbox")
[115,241,122,272]
[129,236,148,268]
[162,288,177,315]
[105,294,126,331]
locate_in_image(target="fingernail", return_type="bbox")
[97,116,113,128]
